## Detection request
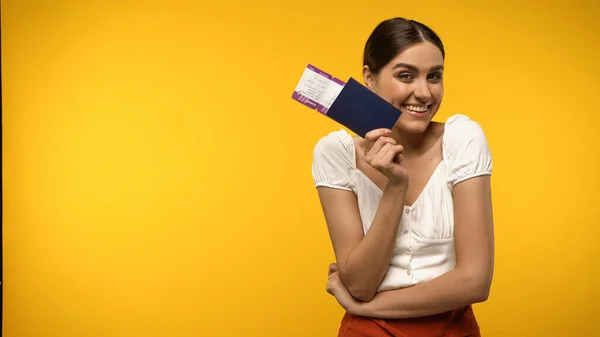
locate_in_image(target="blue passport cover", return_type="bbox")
[326,77,402,138]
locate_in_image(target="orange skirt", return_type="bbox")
[337,305,480,337]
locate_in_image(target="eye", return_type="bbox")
[396,72,414,81]
[428,72,443,82]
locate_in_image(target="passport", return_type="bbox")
[292,64,401,138]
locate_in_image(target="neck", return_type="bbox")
[390,124,439,157]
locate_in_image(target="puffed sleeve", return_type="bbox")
[443,115,493,186]
[311,130,355,192]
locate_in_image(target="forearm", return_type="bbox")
[355,268,490,319]
[341,183,406,301]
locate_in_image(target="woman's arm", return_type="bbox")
[349,175,494,318]
[316,129,409,302]
[318,181,407,302]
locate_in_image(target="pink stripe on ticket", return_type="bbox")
[332,77,346,86]
[307,64,333,79]
[292,91,318,110]
[316,105,329,115]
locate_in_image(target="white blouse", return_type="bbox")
[311,114,493,292]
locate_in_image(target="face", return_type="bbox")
[363,41,444,134]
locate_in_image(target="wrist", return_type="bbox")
[384,181,408,194]
[350,300,372,317]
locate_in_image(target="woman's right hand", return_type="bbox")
[363,129,408,187]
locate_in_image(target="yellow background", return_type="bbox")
[3,0,599,336]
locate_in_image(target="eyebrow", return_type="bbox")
[393,63,444,72]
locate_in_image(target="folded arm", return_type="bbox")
[318,182,406,302]
[352,176,495,318]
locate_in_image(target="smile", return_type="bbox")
[401,104,430,115]
[403,105,428,112]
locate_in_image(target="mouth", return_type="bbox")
[401,104,431,117]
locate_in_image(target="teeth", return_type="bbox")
[404,105,428,112]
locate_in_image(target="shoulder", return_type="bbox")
[442,114,493,186]
[313,129,355,163]
[311,130,356,191]
[443,114,489,151]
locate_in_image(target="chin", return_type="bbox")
[395,115,434,134]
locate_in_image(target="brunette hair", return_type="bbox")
[363,17,445,74]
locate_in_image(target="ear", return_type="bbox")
[362,65,377,90]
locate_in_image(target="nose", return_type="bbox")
[413,79,432,102]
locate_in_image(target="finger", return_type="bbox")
[366,137,396,160]
[394,152,404,164]
[387,145,404,163]
[328,263,338,275]
[372,143,393,165]
[380,144,399,165]
[368,135,396,149]
[393,145,404,163]
[326,280,335,294]
[364,131,394,156]
[365,128,392,142]
[369,146,391,170]
[382,145,404,165]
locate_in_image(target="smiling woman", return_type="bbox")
[312,17,494,337]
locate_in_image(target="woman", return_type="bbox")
[311,17,494,336]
